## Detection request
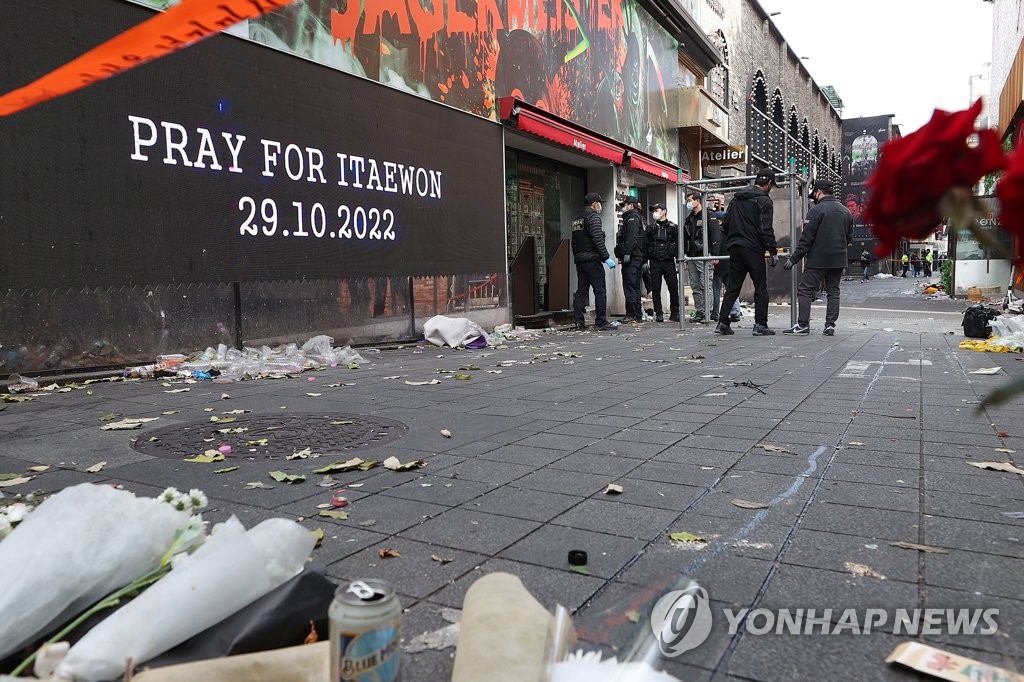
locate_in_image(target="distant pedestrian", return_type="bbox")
[901,252,910,277]
[645,203,680,322]
[571,192,617,331]
[783,180,853,336]
[925,249,934,277]
[859,245,872,282]
[715,168,780,336]
[615,197,645,323]
[912,252,922,278]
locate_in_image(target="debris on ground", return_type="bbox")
[423,315,488,349]
[967,461,1024,476]
[886,641,1023,682]
[888,541,948,554]
[404,608,461,654]
[844,561,885,580]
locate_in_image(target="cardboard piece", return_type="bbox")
[133,641,328,682]
[886,641,1024,682]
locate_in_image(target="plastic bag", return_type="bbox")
[0,484,189,661]
[56,518,315,682]
[423,315,488,348]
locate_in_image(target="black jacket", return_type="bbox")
[722,186,777,254]
[683,209,720,257]
[571,207,610,264]
[615,208,645,259]
[645,219,679,262]
[790,195,854,270]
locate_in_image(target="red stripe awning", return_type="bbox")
[499,97,626,165]
[627,151,684,182]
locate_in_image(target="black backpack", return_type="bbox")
[962,304,999,339]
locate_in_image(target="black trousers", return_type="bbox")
[622,260,643,319]
[797,267,842,327]
[573,261,607,326]
[649,259,679,318]
[719,246,769,326]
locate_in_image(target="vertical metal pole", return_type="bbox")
[407,276,416,339]
[788,160,798,328]
[700,189,711,321]
[232,281,243,350]
[677,185,687,331]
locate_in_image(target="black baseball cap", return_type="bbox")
[649,203,667,211]
[754,168,776,186]
[811,179,833,193]
[583,192,603,205]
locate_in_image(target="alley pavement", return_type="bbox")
[2,276,1022,681]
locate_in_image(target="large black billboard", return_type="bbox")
[0,0,507,289]
[842,115,892,256]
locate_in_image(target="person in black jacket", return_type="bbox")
[715,169,780,336]
[571,192,618,331]
[645,203,680,322]
[783,180,854,336]
[683,192,717,322]
[616,197,645,323]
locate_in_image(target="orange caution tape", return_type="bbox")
[0,0,298,117]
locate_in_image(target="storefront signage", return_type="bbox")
[701,145,747,166]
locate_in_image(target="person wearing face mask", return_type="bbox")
[644,203,680,322]
[783,179,854,336]
[683,192,715,323]
[615,197,646,323]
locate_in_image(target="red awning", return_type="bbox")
[627,151,684,183]
[499,97,626,165]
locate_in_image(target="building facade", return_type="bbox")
[0,0,717,373]
[991,0,1024,294]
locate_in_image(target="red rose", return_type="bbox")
[864,100,1006,256]
[997,143,1024,262]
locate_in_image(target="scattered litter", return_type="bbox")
[85,461,107,473]
[1000,512,1024,519]
[161,410,179,415]
[330,420,354,426]
[0,476,32,488]
[731,499,768,510]
[244,481,272,489]
[755,443,794,454]
[269,471,306,484]
[313,458,378,474]
[245,438,269,447]
[403,609,461,654]
[430,554,453,564]
[27,465,50,473]
[423,315,488,348]
[453,374,473,380]
[6,374,39,393]
[848,441,865,447]
[702,392,728,397]
[383,376,401,380]
[969,367,1002,375]
[213,466,239,474]
[405,379,441,386]
[184,451,226,463]
[733,539,772,550]
[440,429,452,438]
[889,541,948,554]
[305,392,322,397]
[383,456,427,471]
[209,416,236,424]
[967,461,1024,476]
[864,544,878,550]
[164,388,191,394]
[886,641,1023,682]
[318,509,349,520]
[378,548,401,559]
[844,561,885,580]
[286,447,314,460]
[669,531,707,545]
[604,484,624,495]
[310,528,325,549]
[700,374,723,379]
[994,448,1016,454]
[100,417,159,430]
[215,427,248,435]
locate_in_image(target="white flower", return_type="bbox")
[159,487,180,504]
[0,514,11,540]
[186,489,208,510]
[4,503,29,524]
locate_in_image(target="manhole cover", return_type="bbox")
[133,414,407,459]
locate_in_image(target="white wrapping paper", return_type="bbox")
[55,518,315,682]
[0,484,189,660]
